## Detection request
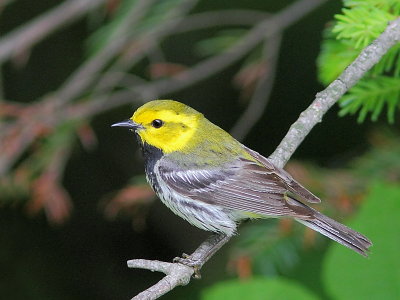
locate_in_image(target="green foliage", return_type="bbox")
[201,277,318,300]
[222,181,400,300]
[351,129,400,181]
[343,0,400,12]
[318,32,359,85]
[333,7,393,49]
[231,221,304,276]
[338,76,400,123]
[323,182,400,299]
[318,0,400,123]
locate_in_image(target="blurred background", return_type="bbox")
[0,0,399,299]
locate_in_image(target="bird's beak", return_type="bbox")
[111,119,143,130]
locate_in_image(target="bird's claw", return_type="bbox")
[173,254,202,279]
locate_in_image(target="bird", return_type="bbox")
[112,99,372,263]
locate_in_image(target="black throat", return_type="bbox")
[138,141,163,194]
[141,142,163,169]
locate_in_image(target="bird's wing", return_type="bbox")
[157,156,314,219]
[242,145,321,204]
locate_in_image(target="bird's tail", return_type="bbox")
[296,211,372,256]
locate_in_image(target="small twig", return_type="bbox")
[84,0,327,114]
[104,8,271,94]
[0,0,15,13]
[0,0,199,174]
[173,10,271,33]
[56,0,157,106]
[269,17,400,168]
[90,0,199,99]
[0,68,4,100]
[0,0,106,65]
[126,16,400,300]
[129,0,327,98]
[230,34,282,141]
[127,260,193,300]
[128,233,230,299]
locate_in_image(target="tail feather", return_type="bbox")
[296,212,372,256]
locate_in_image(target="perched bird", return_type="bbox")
[112,100,372,261]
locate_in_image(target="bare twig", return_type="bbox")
[173,10,271,33]
[0,0,15,10]
[85,0,327,114]
[97,7,271,95]
[56,0,158,106]
[0,0,199,175]
[129,0,327,99]
[128,233,230,299]
[90,0,200,99]
[230,34,282,141]
[127,260,193,300]
[0,0,107,65]
[126,16,400,300]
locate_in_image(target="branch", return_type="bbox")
[269,17,400,168]
[0,0,106,65]
[230,34,282,141]
[127,260,193,300]
[128,233,230,300]
[126,16,400,300]
[88,0,200,100]
[133,0,327,98]
[55,0,158,106]
[0,0,199,175]
[83,0,327,114]
[173,10,271,32]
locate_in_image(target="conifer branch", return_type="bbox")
[269,17,400,168]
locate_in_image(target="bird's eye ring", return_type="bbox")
[151,119,164,128]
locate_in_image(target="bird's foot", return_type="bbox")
[173,254,202,279]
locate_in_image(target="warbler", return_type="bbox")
[112,100,371,258]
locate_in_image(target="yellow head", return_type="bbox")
[113,100,205,153]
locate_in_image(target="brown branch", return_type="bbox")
[230,34,282,141]
[132,0,327,98]
[0,0,199,175]
[90,8,269,99]
[126,16,400,300]
[0,0,107,65]
[173,10,271,33]
[55,0,158,106]
[83,0,327,115]
[89,0,200,100]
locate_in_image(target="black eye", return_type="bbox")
[151,119,164,128]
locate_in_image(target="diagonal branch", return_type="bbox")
[55,0,158,106]
[126,16,400,300]
[82,0,327,115]
[0,0,107,65]
[230,33,282,141]
[269,17,400,168]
